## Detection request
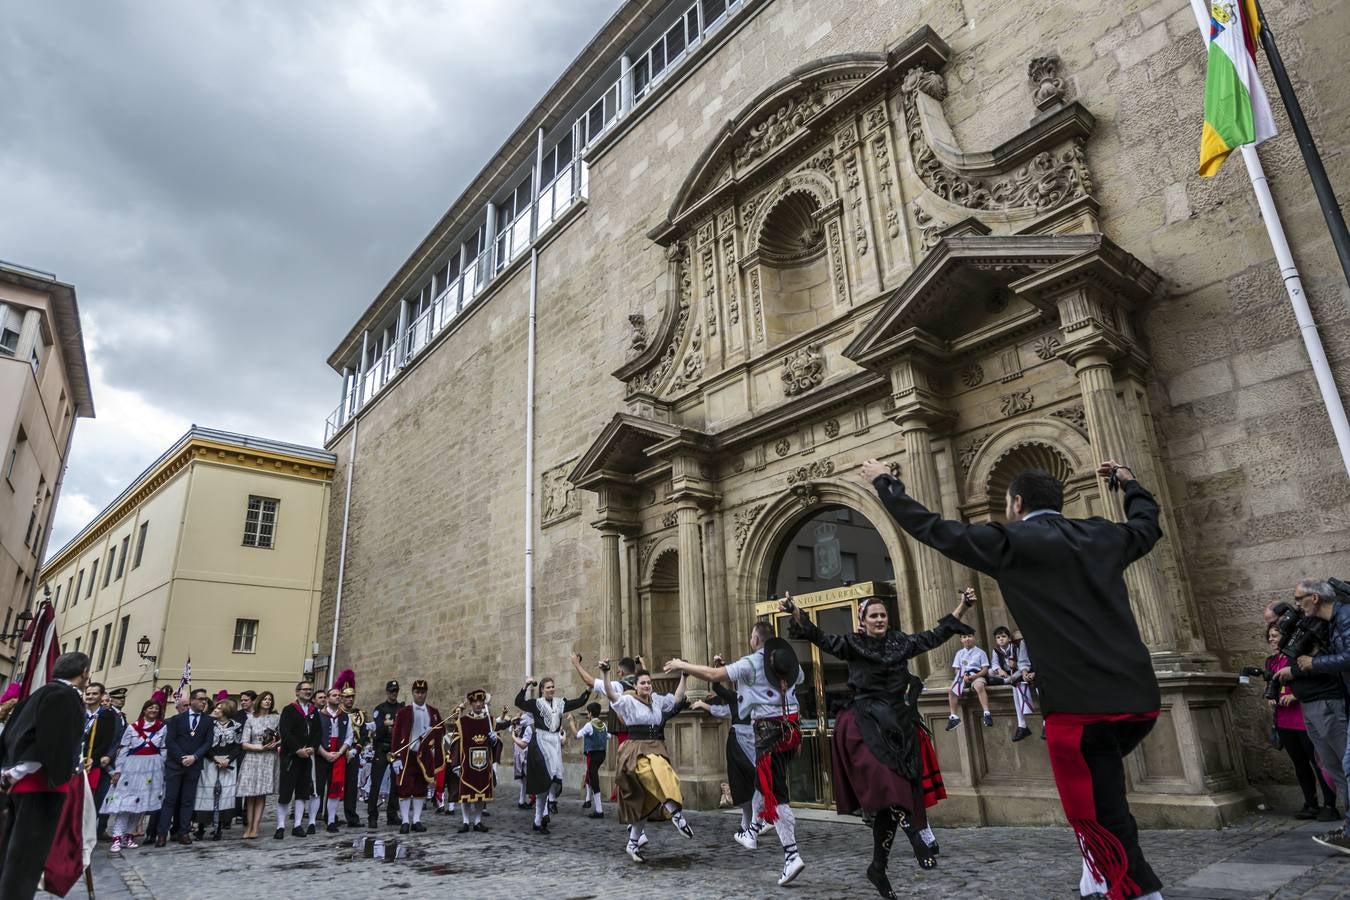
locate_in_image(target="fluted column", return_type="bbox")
[897,414,959,645]
[1072,351,1176,654]
[676,499,709,664]
[599,528,624,661]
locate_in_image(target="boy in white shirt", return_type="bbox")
[946,632,993,730]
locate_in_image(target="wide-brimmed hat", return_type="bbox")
[762,637,800,694]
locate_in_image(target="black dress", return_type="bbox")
[789,613,971,823]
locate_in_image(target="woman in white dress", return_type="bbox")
[603,667,693,863]
[237,690,281,839]
[195,698,244,840]
[514,677,590,834]
[102,693,168,853]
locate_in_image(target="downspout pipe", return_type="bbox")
[329,329,368,675]
[524,126,544,676]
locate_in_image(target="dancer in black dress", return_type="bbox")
[779,587,977,899]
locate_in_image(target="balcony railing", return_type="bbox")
[323,0,752,444]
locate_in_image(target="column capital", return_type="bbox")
[885,354,953,430]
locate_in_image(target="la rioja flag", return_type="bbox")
[1193,0,1277,175]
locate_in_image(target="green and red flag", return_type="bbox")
[1194,0,1277,176]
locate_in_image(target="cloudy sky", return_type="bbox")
[2,1,618,554]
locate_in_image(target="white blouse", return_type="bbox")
[610,693,676,727]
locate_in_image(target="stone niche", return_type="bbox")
[576,25,1259,827]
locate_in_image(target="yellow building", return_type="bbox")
[41,427,335,709]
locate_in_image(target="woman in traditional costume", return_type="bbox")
[780,587,978,899]
[514,676,590,834]
[103,693,168,853]
[194,697,244,840]
[602,666,693,863]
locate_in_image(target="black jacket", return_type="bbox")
[872,472,1162,715]
[1309,599,1350,699]
[0,680,84,788]
[164,709,214,770]
[83,706,119,765]
[279,702,321,761]
[791,613,970,779]
[370,700,403,749]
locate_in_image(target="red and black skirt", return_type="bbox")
[830,707,945,826]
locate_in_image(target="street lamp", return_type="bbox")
[136,635,157,664]
[1,608,32,643]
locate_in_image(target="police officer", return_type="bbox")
[367,680,405,829]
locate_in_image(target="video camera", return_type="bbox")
[1269,600,1332,659]
[1239,665,1281,702]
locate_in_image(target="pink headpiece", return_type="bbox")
[151,690,168,705]
[0,683,20,704]
[213,689,229,702]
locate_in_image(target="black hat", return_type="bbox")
[385,680,400,693]
[761,637,801,694]
[108,687,128,699]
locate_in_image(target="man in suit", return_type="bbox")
[0,652,89,899]
[861,457,1164,900]
[155,688,213,846]
[276,680,321,839]
[82,682,118,842]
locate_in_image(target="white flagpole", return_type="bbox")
[1189,0,1350,478]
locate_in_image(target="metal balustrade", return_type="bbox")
[323,0,750,443]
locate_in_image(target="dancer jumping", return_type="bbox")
[780,588,976,898]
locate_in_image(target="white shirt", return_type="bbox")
[592,676,628,697]
[1023,509,1062,520]
[952,646,990,675]
[409,703,430,751]
[610,693,676,726]
[724,651,803,720]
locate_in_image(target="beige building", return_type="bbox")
[317,0,1350,826]
[43,427,335,710]
[0,260,94,685]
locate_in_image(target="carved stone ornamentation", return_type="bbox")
[722,235,740,325]
[1050,404,1088,433]
[789,482,820,508]
[638,538,659,570]
[1032,334,1062,360]
[802,145,836,172]
[827,221,848,302]
[702,247,717,337]
[661,510,678,528]
[911,200,943,252]
[842,152,868,257]
[787,459,835,485]
[670,325,703,392]
[999,388,1034,417]
[734,504,766,559]
[1028,55,1066,111]
[958,434,991,476]
[823,418,841,439]
[734,88,842,166]
[541,460,581,527]
[901,66,1089,213]
[733,456,747,473]
[774,438,791,457]
[627,314,648,357]
[626,242,693,396]
[960,364,985,388]
[781,343,826,396]
[749,268,765,341]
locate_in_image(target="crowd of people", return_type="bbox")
[0,458,1348,900]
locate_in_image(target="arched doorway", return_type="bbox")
[642,549,681,668]
[764,503,895,807]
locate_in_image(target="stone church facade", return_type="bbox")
[318,0,1350,826]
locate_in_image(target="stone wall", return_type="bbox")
[319,0,1350,802]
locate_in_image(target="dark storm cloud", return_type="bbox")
[0,1,619,551]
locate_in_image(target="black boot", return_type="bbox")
[866,808,899,899]
[895,807,936,870]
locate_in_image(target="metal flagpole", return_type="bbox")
[1251,0,1350,290]
[1189,0,1350,478]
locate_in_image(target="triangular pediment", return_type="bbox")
[569,414,690,486]
[843,233,1120,367]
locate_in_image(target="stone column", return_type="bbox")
[897,414,959,665]
[1071,350,1177,654]
[599,528,624,660]
[676,499,709,664]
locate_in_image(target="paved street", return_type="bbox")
[42,802,1349,900]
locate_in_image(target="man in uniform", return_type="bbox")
[390,679,444,835]
[367,680,404,830]
[340,677,365,827]
[448,689,499,833]
[276,681,321,839]
[316,677,353,833]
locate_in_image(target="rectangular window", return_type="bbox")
[796,546,814,581]
[113,615,130,666]
[5,427,24,481]
[87,628,98,666]
[116,535,129,579]
[242,496,279,548]
[134,522,149,568]
[74,569,84,605]
[73,636,80,653]
[840,552,859,584]
[24,508,36,547]
[29,343,40,374]
[54,583,62,609]
[63,577,73,611]
[87,560,98,596]
[0,328,17,357]
[104,547,115,586]
[97,623,111,670]
[233,618,259,653]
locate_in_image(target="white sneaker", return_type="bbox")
[778,853,805,886]
[109,837,123,854]
[626,840,645,863]
[671,811,694,838]
[753,818,770,836]
[637,832,649,848]
[734,828,758,850]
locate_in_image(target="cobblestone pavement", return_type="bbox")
[62,801,1350,900]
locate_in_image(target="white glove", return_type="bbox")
[392,760,403,775]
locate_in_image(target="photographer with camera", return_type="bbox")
[1255,624,1340,821]
[1290,579,1350,855]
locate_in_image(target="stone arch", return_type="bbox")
[963,416,1094,515]
[640,544,681,671]
[746,172,838,254]
[734,478,918,640]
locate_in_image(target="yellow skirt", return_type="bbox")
[615,738,683,824]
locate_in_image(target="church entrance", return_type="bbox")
[760,505,896,808]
